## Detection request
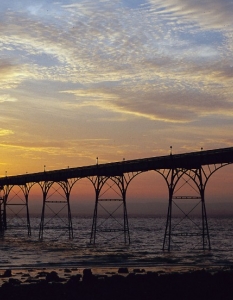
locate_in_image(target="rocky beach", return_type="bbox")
[1,266,233,300]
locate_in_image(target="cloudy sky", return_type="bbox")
[0,0,233,180]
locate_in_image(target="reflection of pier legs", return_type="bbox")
[162,168,211,251]
[90,175,132,244]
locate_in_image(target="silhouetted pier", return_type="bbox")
[1,146,233,250]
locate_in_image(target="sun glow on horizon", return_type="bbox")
[0,0,233,204]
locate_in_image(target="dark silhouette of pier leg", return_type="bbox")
[122,188,130,244]
[39,186,48,240]
[66,193,73,239]
[1,184,32,236]
[3,190,9,231]
[0,190,7,233]
[39,179,77,240]
[22,184,32,236]
[162,168,176,251]
[199,168,211,250]
[89,173,139,244]
[25,193,31,236]
[90,176,101,244]
[161,167,211,251]
[0,196,4,233]
[113,174,130,244]
[163,186,173,251]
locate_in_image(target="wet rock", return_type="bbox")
[109,274,125,284]
[8,278,21,285]
[1,282,11,288]
[83,268,92,276]
[105,271,116,275]
[2,269,12,277]
[96,275,108,281]
[46,271,60,282]
[133,268,145,273]
[21,273,30,278]
[83,268,96,284]
[35,271,49,279]
[126,273,136,281]
[127,272,135,278]
[118,267,129,274]
[24,276,38,283]
[66,274,82,286]
[146,271,159,278]
[64,268,72,273]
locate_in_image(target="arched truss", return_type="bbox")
[0,188,5,233]
[0,161,231,247]
[38,178,80,240]
[0,182,36,236]
[88,172,141,244]
[155,162,231,189]
[199,162,231,188]
[154,162,232,251]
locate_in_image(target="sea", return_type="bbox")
[1,216,233,270]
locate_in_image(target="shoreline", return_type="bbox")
[1,263,232,282]
[1,264,233,285]
[1,265,233,299]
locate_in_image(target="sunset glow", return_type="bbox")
[1,0,233,204]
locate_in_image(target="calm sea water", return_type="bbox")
[1,216,233,269]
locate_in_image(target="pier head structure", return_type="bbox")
[0,147,233,250]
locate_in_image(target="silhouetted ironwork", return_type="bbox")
[2,184,31,236]
[0,146,232,249]
[38,179,77,240]
[161,167,211,250]
[1,147,232,186]
[89,173,138,244]
[0,196,4,233]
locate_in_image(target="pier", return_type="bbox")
[0,146,233,250]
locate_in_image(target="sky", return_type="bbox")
[1,0,233,207]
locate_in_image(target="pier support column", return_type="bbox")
[25,192,31,236]
[0,184,32,235]
[0,193,4,233]
[39,179,78,240]
[20,184,33,236]
[89,172,138,244]
[162,168,176,251]
[199,168,211,250]
[161,167,211,251]
[59,179,78,239]
[2,186,9,231]
[39,181,52,239]
[90,175,102,245]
